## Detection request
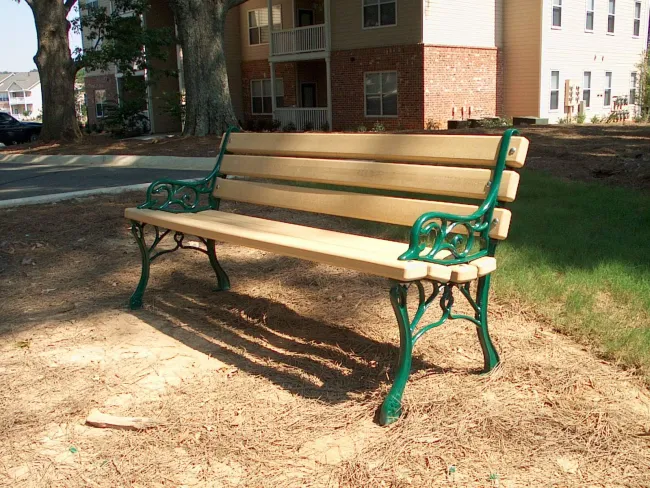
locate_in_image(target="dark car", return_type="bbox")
[0,112,41,145]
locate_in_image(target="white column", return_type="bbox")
[270,61,277,116]
[326,56,332,130]
[324,0,331,52]
[267,0,274,57]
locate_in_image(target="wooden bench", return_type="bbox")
[125,128,529,425]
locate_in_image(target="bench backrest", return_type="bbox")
[212,131,529,240]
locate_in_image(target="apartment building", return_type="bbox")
[82,0,182,133]
[82,0,648,131]
[0,72,43,120]
[504,0,648,123]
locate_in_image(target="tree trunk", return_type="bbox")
[170,0,239,136]
[28,0,81,142]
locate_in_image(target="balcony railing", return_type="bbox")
[10,97,26,103]
[271,24,326,57]
[274,107,329,131]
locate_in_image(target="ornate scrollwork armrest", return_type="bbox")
[137,176,217,213]
[399,209,492,265]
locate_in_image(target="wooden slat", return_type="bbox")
[213,178,512,239]
[124,208,453,282]
[226,132,529,168]
[431,256,497,283]
[220,155,521,202]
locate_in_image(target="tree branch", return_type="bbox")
[226,0,247,9]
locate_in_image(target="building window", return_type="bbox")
[552,0,562,27]
[583,71,592,108]
[634,1,642,36]
[365,72,397,117]
[604,72,612,106]
[585,0,595,31]
[630,72,638,104]
[363,0,396,29]
[550,71,560,110]
[607,0,615,33]
[248,6,281,45]
[95,89,106,118]
[0,93,8,102]
[85,0,99,9]
[251,79,283,114]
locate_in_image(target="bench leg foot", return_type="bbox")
[476,275,500,373]
[129,222,150,310]
[207,239,230,291]
[379,283,413,426]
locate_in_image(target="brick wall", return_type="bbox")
[423,45,502,128]
[331,45,424,131]
[241,60,297,123]
[85,74,118,127]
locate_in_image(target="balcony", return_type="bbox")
[274,107,329,131]
[271,24,326,57]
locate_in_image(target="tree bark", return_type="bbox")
[28,0,81,142]
[170,0,240,136]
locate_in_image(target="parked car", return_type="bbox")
[0,112,42,145]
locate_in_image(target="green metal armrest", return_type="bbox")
[399,128,519,265]
[136,126,240,213]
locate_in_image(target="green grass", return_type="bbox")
[493,171,650,378]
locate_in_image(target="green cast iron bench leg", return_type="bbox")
[128,222,231,310]
[379,276,500,426]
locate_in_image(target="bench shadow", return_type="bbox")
[132,274,464,404]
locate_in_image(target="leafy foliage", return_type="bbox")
[72,0,174,78]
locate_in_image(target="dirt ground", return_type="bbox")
[2,125,650,191]
[1,195,650,487]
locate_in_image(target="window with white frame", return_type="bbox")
[585,0,595,31]
[607,0,615,33]
[552,0,562,27]
[604,72,612,106]
[85,0,99,10]
[583,72,592,108]
[365,72,397,116]
[363,0,396,28]
[630,72,638,104]
[248,6,281,45]
[251,79,283,114]
[95,89,106,118]
[634,1,642,36]
[550,71,560,110]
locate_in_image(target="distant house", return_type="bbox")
[0,72,43,120]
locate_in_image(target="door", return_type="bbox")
[297,9,314,27]
[301,83,317,108]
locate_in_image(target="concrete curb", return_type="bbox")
[0,183,151,209]
[0,154,215,171]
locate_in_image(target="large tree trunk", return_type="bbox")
[170,0,239,136]
[28,0,81,142]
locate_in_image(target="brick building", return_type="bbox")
[81,0,649,132]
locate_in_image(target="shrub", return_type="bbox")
[103,101,149,138]
[576,113,586,124]
[590,115,601,124]
[283,121,297,132]
[480,117,512,128]
[90,123,98,133]
[257,118,273,132]
[426,119,441,131]
[320,121,330,132]
[271,119,282,132]
[556,116,570,124]
[244,119,257,132]
[371,121,385,132]
[356,125,367,132]
[304,121,314,131]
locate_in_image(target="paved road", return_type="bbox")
[0,162,208,201]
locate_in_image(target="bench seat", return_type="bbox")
[125,208,496,283]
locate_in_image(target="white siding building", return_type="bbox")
[0,72,43,120]
[505,0,648,123]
